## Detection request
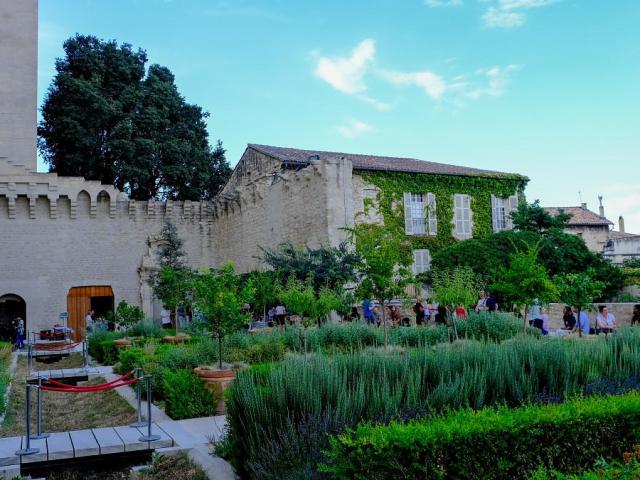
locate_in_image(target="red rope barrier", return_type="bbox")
[40,378,140,393]
[33,341,82,351]
[46,371,134,388]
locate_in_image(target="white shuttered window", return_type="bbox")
[454,194,472,237]
[403,192,437,236]
[412,249,431,275]
[492,194,519,232]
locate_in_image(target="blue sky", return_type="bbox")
[38,0,640,232]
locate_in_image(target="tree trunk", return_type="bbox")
[381,299,388,351]
[218,333,223,369]
[174,305,179,336]
[578,308,583,338]
[523,305,528,334]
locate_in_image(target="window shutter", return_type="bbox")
[507,195,518,229]
[491,195,498,232]
[427,193,437,235]
[412,250,419,275]
[404,192,413,235]
[423,249,431,272]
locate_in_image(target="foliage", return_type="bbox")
[245,270,277,318]
[620,267,640,287]
[491,245,558,324]
[156,221,186,269]
[194,263,252,368]
[347,221,414,348]
[623,258,640,269]
[225,329,640,478]
[432,266,483,309]
[360,171,526,253]
[162,369,217,420]
[0,344,11,416]
[322,392,640,480]
[38,34,231,200]
[510,200,571,233]
[259,242,360,293]
[432,229,624,301]
[113,300,145,327]
[555,271,605,313]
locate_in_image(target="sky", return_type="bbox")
[37,0,640,232]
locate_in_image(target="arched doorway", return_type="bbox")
[0,293,26,342]
[67,286,114,340]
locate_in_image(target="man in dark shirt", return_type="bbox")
[485,292,498,313]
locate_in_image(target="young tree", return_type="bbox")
[491,245,558,332]
[346,223,414,350]
[194,264,252,369]
[38,34,230,200]
[246,270,277,322]
[555,270,605,337]
[432,267,483,340]
[276,277,341,358]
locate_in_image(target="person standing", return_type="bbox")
[160,307,172,329]
[14,316,25,350]
[85,309,95,333]
[275,302,287,330]
[363,299,375,326]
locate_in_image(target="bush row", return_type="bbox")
[225,328,640,479]
[0,342,11,416]
[322,392,640,479]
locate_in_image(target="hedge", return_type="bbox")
[322,392,640,480]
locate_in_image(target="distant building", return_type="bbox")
[604,216,640,264]
[543,203,612,253]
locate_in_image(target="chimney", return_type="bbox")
[598,196,605,217]
[619,216,625,233]
[581,202,587,209]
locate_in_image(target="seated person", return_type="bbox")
[562,306,576,330]
[572,307,591,335]
[596,305,618,334]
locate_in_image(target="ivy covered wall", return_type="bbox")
[359,171,528,254]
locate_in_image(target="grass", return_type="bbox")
[1,356,136,437]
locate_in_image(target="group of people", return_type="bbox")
[559,304,640,336]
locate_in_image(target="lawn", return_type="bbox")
[1,355,135,437]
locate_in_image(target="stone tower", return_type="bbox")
[0,0,38,172]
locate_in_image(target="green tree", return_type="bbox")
[156,221,186,269]
[259,242,360,294]
[555,270,605,337]
[510,200,571,233]
[276,277,341,357]
[38,34,230,200]
[491,245,558,332]
[432,267,483,339]
[113,300,145,327]
[346,223,413,350]
[246,270,277,321]
[194,264,252,369]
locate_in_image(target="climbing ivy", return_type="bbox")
[360,171,527,254]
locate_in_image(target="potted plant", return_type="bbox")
[193,263,252,411]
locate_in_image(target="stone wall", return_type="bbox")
[0,0,37,172]
[546,303,637,330]
[0,168,216,333]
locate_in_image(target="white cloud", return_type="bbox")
[424,0,463,7]
[378,70,447,100]
[482,7,525,28]
[337,119,374,138]
[467,64,521,98]
[314,39,375,95]
[357,95,394,111]
[482,0,561,28]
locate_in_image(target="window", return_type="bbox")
[453,194,472,237]
[412,249,431,275]
[404,192,437,236]
[492,195,518,232]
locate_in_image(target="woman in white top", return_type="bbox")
[596,305,617,334]
[160,308,172,328]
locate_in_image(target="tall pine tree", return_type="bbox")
[38,35,230,200]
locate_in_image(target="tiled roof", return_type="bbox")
[248,144,524,178]
[543,206,613,226]
[609,231,639,240]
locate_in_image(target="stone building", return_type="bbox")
[0,0,528,339]
[543,204,613,253]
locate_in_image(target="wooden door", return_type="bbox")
[67,286,114,340]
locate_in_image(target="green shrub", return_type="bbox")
[162,369,217,420]
[226,328,640,479]
[118,347,146,374]
[323,393,640,479]
[244,342,286,364]
[129,321,165,338]
[87,329,126,364]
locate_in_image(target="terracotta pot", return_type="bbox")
[193,367,235,413]
[163,335,191,344]
[114,338,132,348]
